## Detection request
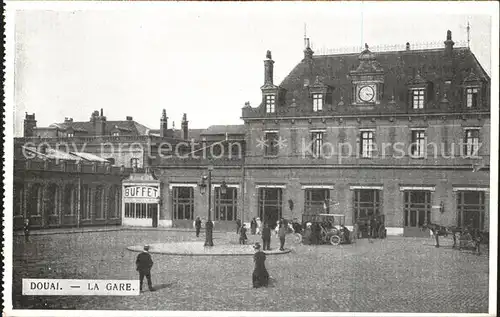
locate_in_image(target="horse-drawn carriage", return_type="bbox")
[293,214,351,246]
[422,222,487,255]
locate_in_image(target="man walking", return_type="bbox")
[262,223,271,251]
[278,222,287,251]
[136,245,155,292]
[195,217,202,237]
[236,219,242,235]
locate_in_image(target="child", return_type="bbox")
[239,224,248,244]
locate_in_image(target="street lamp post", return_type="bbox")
[205,166,214,246]
[199,166,228,247]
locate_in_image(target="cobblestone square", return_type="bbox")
[12,230,489,312]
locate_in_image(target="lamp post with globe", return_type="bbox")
[199,165,228,247]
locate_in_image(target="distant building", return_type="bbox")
[15,30,490,235]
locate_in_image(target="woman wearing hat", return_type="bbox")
[252,242,269,288]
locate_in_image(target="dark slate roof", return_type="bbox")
[148,128,205,140]
[201,125,246,135]
[50,120,150,135]
[251,46,489,116]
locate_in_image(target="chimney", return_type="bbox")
[405,42,410,51]
[303,38,314,61]
[444,30,454,57]
[181,113,189,140]
[23,113,37,137]
[264,50,274,86]
[64,117,73,123]
[92,109,106,136]
[126,116,133,121]
[160,109,169,138]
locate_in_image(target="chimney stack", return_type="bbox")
[264,50,274,86]
[24,113,37,137]
[126,116,133,121]
[444,30,454,57]
[160,109,169,138]
[181,113,189,140]
[91,109,106,135]
[303,38,314,61]
[64,117,73,123]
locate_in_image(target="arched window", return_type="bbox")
[47,184,60,216]
[95,186,105,219]
[64,185,76,215]
[27,184,42,216]
[14,183,24,217]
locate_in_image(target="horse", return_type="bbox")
[422,221,483,255]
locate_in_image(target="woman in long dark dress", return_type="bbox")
[252,242,269,288]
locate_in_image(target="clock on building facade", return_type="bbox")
[356,83,378,104]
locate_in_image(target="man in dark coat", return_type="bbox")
[136,245,155,292]
[262,223,272,250]
[239,224,248,244]
[278,223,287,251]
[236,219,242,234]
[250,218,257,235]
[252,242,269,288]
[195,217,202,237]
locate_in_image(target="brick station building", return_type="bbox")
[15,30,491,235]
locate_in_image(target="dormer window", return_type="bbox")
[312,94,323,112]
[466,87,479,108]
[265,95,275,113]
[67,133,74,138]
[112,131,120,137]
[411,88,425,109]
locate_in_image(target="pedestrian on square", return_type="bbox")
[275,220,281,237]
[262,223,272,251]
[23,218,30,243]
[250,218,257,235]
[195,217,202,237]
[252,242,269,288]
[136,245,155,292]
[239,224,248,244]
[278,222,287,251]
[256,217,262,235]
[303,222,312,245]
[352,221,359,242]
[236,219,242,235]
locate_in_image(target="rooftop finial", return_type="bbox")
[467,20,471,48]
[266,50,272,60]
[365,43,369,50]
[447,30,452,41]
[162,109,167,119]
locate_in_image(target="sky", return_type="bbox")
[10,2,495,137]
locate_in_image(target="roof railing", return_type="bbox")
[314,40,468,56]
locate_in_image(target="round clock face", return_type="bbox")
[359,86,375,102]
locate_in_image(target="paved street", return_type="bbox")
[12,230,489,312]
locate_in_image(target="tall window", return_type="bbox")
[82,185,91,220]
[311,132,324,157]
[265,95,275,113]
[412,89,425,109]
[112,131,120,136]
[64,185,76,216]
[360,131,374,158]
[27,184,42,217]
[124,203,152,219]
[130,158,139,168]
[14,183,24,217]
[258,188,283,227]
[264,132,279,156]
[172,187,194,220]
[95,186,104,219]
[353,189,381,222]
[464,129,480,157]
[215,187,237,221]
[466,87,479,108]
[410,130,426,158]
[108,186,120,219]
[312,94,323,112]
[403,191,431,228]
[304,188,330,215]
[457,191,485,230]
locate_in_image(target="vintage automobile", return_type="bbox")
[294,213,351,246]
